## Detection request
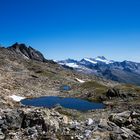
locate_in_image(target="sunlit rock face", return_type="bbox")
[8,42,47,62]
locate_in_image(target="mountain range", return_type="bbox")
[58,56,140,86]
[1,42,140,86]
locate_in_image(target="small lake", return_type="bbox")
[21,96,105,111]
[60,85,71,91]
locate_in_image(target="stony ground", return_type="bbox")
[0,105,140,140]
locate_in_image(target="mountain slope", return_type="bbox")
[0,43,119,107]
[8,42,47,62]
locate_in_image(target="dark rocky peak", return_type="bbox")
[8,42,46,62]
[58,58,78,64]
[96,56,106,60]
[65,58,78,63]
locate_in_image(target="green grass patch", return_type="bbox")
[81,81,108,93]
[39,70,54,77]
[81,81,105,89]
[79,81,108,101]
[116,84,140,94]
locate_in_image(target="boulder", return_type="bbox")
[86,118,94,126]
[1,109,24,131]
[106,88,120,98]
[0,130,5,140]
[121,127,140,140]
[109,111,131,127]
[98,119,112,131]
[106,88,127,98]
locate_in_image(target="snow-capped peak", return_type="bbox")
[96,56,106,60]
[63,63,79,68]
[81,56,113,64]
[57,59,81,68]
[57,56,115,70]
[82,58,97,64]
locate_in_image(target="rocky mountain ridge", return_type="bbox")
[8,43,47,62]
[58,57,140,85]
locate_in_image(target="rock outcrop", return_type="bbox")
[0,108,69,140]
[8,43,47,62]
[0,107,140,140]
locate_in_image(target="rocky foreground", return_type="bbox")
[0,106,140,140]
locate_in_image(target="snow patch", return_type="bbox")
[59,62,80,68]
[83,58,97,64]
[9,95,25,102]
[66,63,80,68]
[75,78,85,83]
[95,57,112,64]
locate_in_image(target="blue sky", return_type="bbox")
[0,0,140,62]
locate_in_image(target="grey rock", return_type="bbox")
[0,130,5,140]
[109,111,131,127]
[21,110,46,130]
[70,121,80,130]
[86,118,94,126]
[121,127,140,140]
[108,122,122,134]
[131,111,140,118]
[110,133,123,140]
[8,43,47,62]
[26,127,38,136]
[0,120,4,126]
[4,110,24,130]
[84,130,92,137]
[98,119,112,131]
